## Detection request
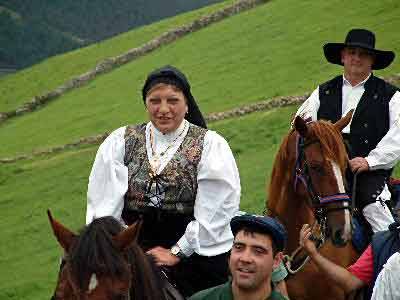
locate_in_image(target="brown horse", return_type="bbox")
[48,210,183,300]
[267,112,359,300]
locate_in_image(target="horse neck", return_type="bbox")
[283,189,315,254]
[127,247,168,300]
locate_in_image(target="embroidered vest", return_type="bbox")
[123,122,206,214]
[122,123,206,248]
[317,75,398,158]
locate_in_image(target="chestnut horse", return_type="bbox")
[48,210,183,300]
[267,113,359,300]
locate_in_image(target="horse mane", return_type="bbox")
[267,130,294,220]
[126,244,168,300]
[69,216,167,300]
[267,120,348,220]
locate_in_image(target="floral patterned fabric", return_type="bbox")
[123,123,206,216]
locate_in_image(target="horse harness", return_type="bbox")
[284,134,353,275]
[294,134,352,217]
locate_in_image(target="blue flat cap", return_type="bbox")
[230,214,287,251]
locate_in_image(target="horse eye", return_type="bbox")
[310,164,325,175]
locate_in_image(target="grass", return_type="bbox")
[0,0,399,158]
[1,103,399,299]
[0,147,95,299]
[0,105,294,299]
[0,0,234,112]
[1,0,400,298]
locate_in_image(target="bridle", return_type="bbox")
[293,134,352,225]
[283,134,353,275]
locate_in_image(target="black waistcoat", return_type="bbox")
[317,75,398,158]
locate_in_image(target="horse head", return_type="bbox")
[268,111,353,251]
[48,210,169,300]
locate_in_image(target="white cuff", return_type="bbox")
[177,236,195,257]
[362,202,394,233]
[365,156,379,171]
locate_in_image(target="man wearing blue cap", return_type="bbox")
[189,214,289,300]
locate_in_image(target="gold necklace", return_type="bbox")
[149,122,188,176]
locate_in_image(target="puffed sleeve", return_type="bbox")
[366,91,400,170]
[86,126,128,224]
[371,252,400,300]
[176,130,241,256]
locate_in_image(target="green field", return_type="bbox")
[0,0,234,113]
[1,0,399,158]
[1,0,400,299]
[1,105,399,299]
[0,106,294,299]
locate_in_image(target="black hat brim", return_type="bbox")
[323,42,395,70]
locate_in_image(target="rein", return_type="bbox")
[283,175,359,276]
[283,220,326,275]
[283,134,353,275]
[294,134,351,221]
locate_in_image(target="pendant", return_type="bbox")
[149,155,160,177]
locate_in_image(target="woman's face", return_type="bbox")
[145,84,188,134]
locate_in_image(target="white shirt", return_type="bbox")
[371,252,400,300]
[86,120,241,257]
[295,74,400,170]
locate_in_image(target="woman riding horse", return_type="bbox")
[86,65,241,297]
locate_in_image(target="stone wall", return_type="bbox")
[0,0,269,124]
[1,71,399,164]
[0,93,305,163]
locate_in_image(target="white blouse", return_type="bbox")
[295,74,400,170]
[371,252,400,300]
[86,120,241,257]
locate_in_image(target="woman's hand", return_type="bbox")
[299,224,318,256]
[146,246,180,266]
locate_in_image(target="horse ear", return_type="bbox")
[113,219,143,250]
[47,209,76,252]
[334,109,354,131]
[294,115,309,137]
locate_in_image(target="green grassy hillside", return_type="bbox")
[1,0,400,299]
[0,0,233,112]
[1,104,399,299]
[0,0,399,158]
[0,105,295,299]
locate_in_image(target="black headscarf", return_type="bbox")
[142,65,207,129]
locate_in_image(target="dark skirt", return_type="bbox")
[123,206,230,297]
[167,252,230,297]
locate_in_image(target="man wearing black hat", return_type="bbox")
[189,214,289,300]
[296,29,400,233]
